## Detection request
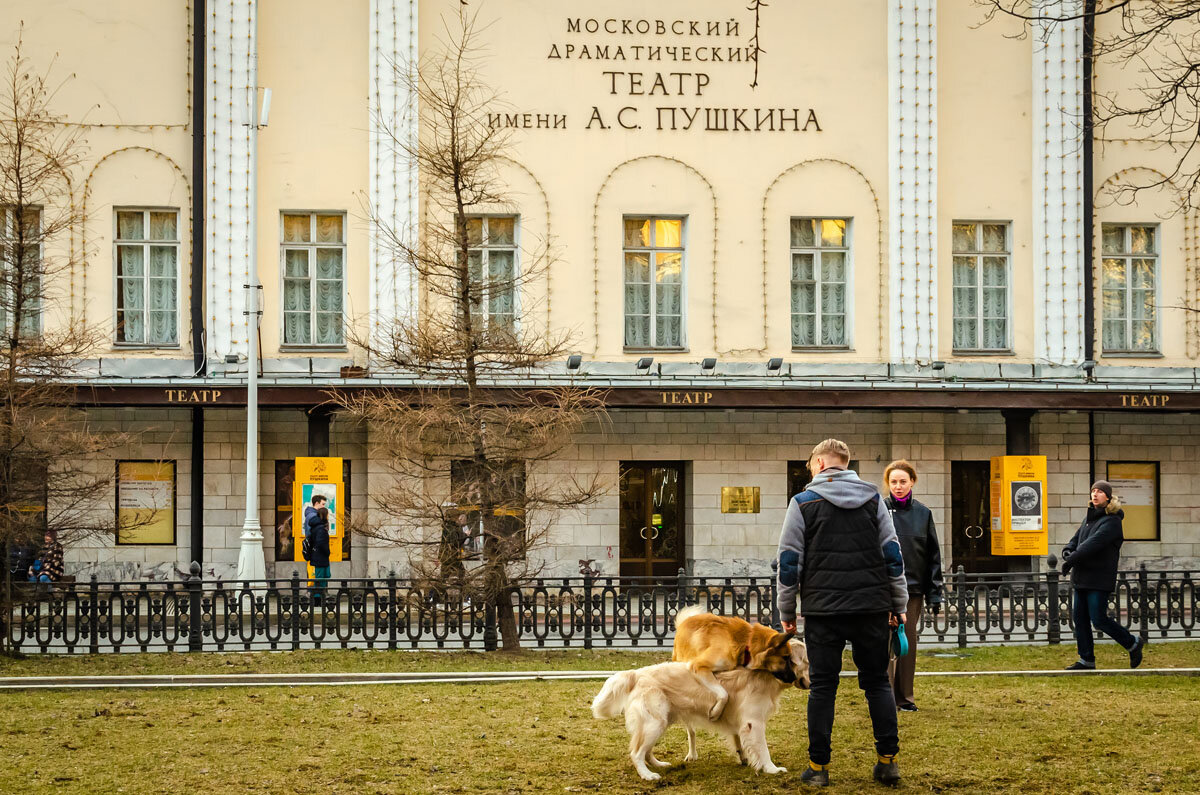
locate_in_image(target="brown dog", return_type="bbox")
[671,605,796,720]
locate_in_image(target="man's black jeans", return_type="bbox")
[1073,587,1136,663]
[804,612,899,766]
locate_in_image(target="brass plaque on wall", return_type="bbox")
[721,486,761,513]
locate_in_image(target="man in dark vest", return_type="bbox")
[777,439,909,788]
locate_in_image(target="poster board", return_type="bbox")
[116,461,176,545]
[292,457,345,563]
[989,455,1048,556]
[1107,461,1159,541]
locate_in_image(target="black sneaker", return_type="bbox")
[1130,637,1146,669]
[898,703,918,712]
[1064,660,1095,670]
[873,756,901,787]
[800,765,830,787]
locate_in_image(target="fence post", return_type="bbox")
[187,562,203,652]
[88,574,100,654]
[676,566,687,615]
[1046,554,1060,645]
[769,559,780,629]
[955,565,968,649]
[484,598,498,652]
[583,572,593,651]
[1137,562,1150,644]
[290,569,302,651]
[387,570,398,651]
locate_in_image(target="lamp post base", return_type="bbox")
[235,521,266,583]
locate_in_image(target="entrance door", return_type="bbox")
[950,460,1011,574]
[619,462,686,578]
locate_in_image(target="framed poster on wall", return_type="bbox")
[116,460,176,545]
[1107,461,1159,541]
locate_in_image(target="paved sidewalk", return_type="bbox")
[1,666,1197,690]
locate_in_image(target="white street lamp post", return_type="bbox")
[235,74,270,584]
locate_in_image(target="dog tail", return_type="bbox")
[674,604,706,628]
[592,670,638,719]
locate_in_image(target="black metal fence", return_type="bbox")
[3,560,1196,654]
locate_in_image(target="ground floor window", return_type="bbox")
[618,461,685,578]
[449,459,526,561]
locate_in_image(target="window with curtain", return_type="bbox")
[952,221,1010,351]
[115,209,179,345]
[467,216,518,335]
[624,216,685,348]
[0,207,42,339]
[790,218,849,347]
[1101,224,1158,353]
[282,212,345,346]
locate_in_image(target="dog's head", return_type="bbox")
[748,631,810,689]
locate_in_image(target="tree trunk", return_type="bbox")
[495,587,520,651]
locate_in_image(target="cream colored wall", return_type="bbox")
[1092,12,1198,366]
[3,1,194,356]
[936,3,1033,360]
[257,0,370,357]
[421,0,890,362]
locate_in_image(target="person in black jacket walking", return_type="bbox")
[777,439,909,788]
[883,460,944,712]
[307,506,332,602]
[1062,480,1145,670]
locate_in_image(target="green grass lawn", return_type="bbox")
[1,673,1197,793]
[1,639,1198,678]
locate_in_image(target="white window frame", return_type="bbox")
[622,215,688,350]
[0,206,42,339]
[466,215,520,334]
[279,211,347,348]
[1100,223,1160,355]
[789,217,853,350]
[113,207,182,348]
[951,220,1012,353]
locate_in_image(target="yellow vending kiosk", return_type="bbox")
[989,455,1049,556]
[292,457,346,575]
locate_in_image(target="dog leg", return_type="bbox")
[628,714,667,781]
[684,726,699,763]
[687,664,730,721]
[723,732,748,765]
[739,721,786,775]
[647,754,671,770]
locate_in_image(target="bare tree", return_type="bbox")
[980,2,1200,212]
[0,30,147,653]
[337,9,605,650]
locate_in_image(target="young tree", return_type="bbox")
[980,1,1200,212]
[338,9,605,650]
[0,32,144,653]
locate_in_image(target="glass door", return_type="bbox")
[618,462,686,579]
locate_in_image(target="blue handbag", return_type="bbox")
[891,622,909,657]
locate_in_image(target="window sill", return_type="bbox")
[623,347,688,353]
[1101,351,1164,359]
[113,344,183,351]
[952,349,1013,356]
[278,345,349,354]
[791,346,852,352]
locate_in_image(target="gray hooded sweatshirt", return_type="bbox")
[776,468,909,623]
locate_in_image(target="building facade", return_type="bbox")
[7,0,1200,581]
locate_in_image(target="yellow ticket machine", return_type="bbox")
[292,457,345,576]
[989,455,1049,556]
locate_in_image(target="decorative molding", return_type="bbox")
[206,0,256,359]
[369,0,419,345]
[762,159,885,357]
[888,0,937,363]
[1033,0,1085,365]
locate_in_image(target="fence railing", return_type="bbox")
[2,559,1196,654]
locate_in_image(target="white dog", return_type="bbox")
[591,639,809,781]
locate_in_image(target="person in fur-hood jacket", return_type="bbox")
[1061,480,1146,670]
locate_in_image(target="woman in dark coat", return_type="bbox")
[883,459,944,712]
[1062,480,1145,669]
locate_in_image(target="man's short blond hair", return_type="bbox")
[810,438,851,465]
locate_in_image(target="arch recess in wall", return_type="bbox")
[762,159,884,358]
[591,156,717,356]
